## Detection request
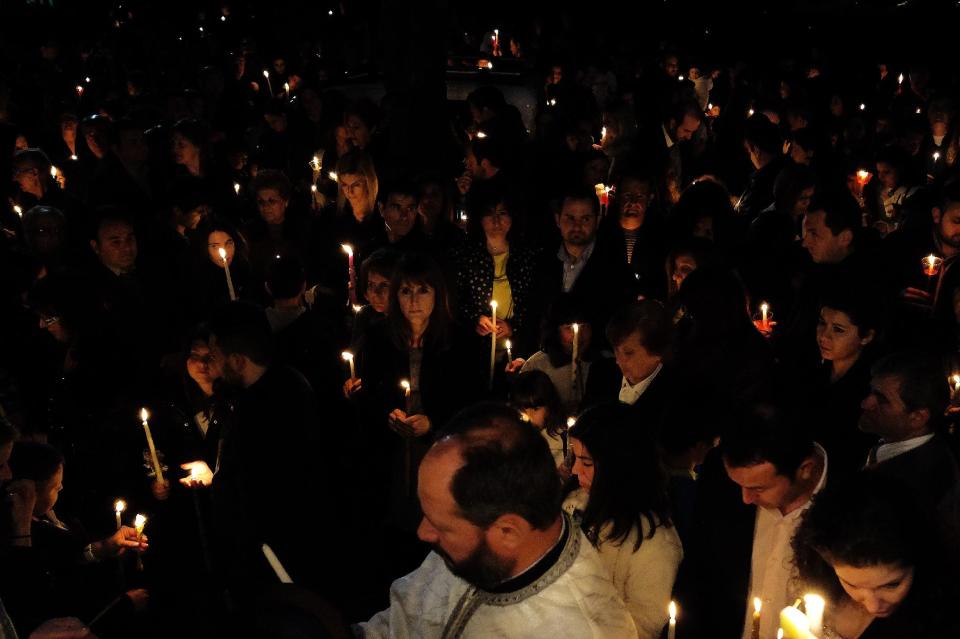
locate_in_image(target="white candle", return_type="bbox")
[261,543,293,583]
[505,339,512,362]
[668,601,677,639]
[218,248,237,301]
[262,69,273,95]
[139,408,164,483]
[134,513,147,538]
[341,351,356,380]
[233,182,241,196]
[328,171,338,182]
[571,323,580,386]
[114,499,126,531]
[400,379,412,413]
[489,301,498,389]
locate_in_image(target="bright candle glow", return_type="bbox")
[218,247,227,261]
[114,500,126,514]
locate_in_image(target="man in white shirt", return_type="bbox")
[358,403,637,639]
[720,411,827,639]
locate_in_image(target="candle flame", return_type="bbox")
[310,184,317,193]
[352,304,363,314]
[283,82,290,93]
[678,75,684,81]
[13,205,22,217]
[760,302,769,315]
[601,126,607,139]
[857,170,870,181]
[566,416,576,428]
[262,70,269,79]
[933,151,941,161]
[85,76,91,83]
[668,601,677,621]
[748,108,755,117]
[505,339,512,350]
[753,597,762,614]
[952,374,960,387]
[859,103,866,110]
[400,379,411,391]
[475,130,488,139]
[898,73,904,84]
[916,107,922,114]
[572,322,579,333]
[310,156,320,170]
[341,244,354,257]
[69,155,78,161]
[707,102,713,111]
[218,247,227,260]
[490,300,498,311]
[50,166,59,179]
[134,514,147,534]
[341,351,354,362]
[114,499,126,514]
[140,408,149,422]
[486,61,494,70]
[328,171,338,182]
[548,98,557,106]
[233,182,241,194]
[777,630,783,639]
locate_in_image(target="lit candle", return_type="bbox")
[13,205,22,218]
[283,82,290,95]
[75,85,84,97]
[342,244,357,306]
[262,69,273,95]
[748,108,755,117]
[803,594,825,636]
[548,98,557,107]
[341,351,356,380]
[933,151,941,163]
[351,304,363,315]
[475,130,488,139]
[898,73,904,85]
[261,543,293,583]
[565,416,575,458]
[310,154,322,184]
[751,597,762,639]
[777,630,784,639]
[114,499,126,531]
[859,103,866,111]
[69,154,78,161]
[855,170,872,187]
[489,300,498,389]
[779,605,817,639]
[594,183,607,216]
[950,373,960,402]
[218,247,237,301]
[486,61,494,70]
[399,378,413,494]
[600,126,607,144]
[134,513,147,538]
[760,302,770,331]
[139,408,164,483]
[50,165,59,180]
[668,601,677,639]
[678,74,684,81]
[233,182,241,196]
[922,254,942,277]
[328,171,338,183]
[505,339,513,362]
[916,107,922,115]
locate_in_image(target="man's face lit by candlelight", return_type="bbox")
[92,220,137,273]
[556,198,599,248]
[933,202,960,250]
[416,444,516,590]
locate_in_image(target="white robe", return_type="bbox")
[357,515,637,639]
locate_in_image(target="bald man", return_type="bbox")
[357,402,636,639]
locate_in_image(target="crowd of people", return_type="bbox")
[0,2,959,638]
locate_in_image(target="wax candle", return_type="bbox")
[950,373,960,402]
[760,303,770,331]
[505,339,513,362]
[565,416,575,458]
[779,605,817,639]
[751,597,762,639]
[803,594,825,636]
[328,171,338,182]
[217,248,237,301]
[571,323,580,386]
[922,254,942,277]
[114,499,126,531]
[262,70,273,95]
[489,301,498,389]
[310,154,322,184]
[13,205,22,218]
[855,170,872,187]
[140,408,164,483]
[668,601,677,639]
[400,379,412,409]
[283,82,290,95]
[233,182,241,196]
[933,151,941,164]
[341,351,356,380]
[898,73,904,85]
[134,514,147,537]
[262,543,294,583]
[342,244,357,305]
[475,130,488,139]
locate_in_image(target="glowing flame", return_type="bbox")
[668,601,677,621]
[754,597,762,615]
[262,70,269,79]
[218,247,227,261]
[341,351,354,362]
[134,514,147,534]
[475,131,488,139]
[114,499,126,514]
[233,182,241,195]
[566,416,576,428]
[328,171,338,182]
[140,408,149,423]
[341,244,354,257]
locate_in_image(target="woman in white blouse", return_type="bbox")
[565,403,683,639]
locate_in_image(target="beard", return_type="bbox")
[434,537,516,591]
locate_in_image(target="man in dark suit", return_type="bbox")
[547,187,637,337]
[583,300,673,435]
[859,350,960,528]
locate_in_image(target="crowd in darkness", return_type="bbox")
[0,2,959,638]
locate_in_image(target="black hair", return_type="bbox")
[541,293,593,368]
[469,137,507,170]
[251,169,293,201]
[443,402,561,531]
[818,281,884,339]
[807,188,861,238]
[559,185,600,216]
[358,248,400,295]
[605,300,672,355]
[569,403,673,551]
[89,206,135,242]
[870,350,949,423]
[386,253,453,353]
[376,178,420,205]
[509,370,565,437]
[10,441,64,483]
[720,404,815,479]
[208,301,274,367]
[773,162,816,214]
[743,113,783,156]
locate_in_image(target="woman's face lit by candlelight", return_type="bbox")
[207,231,235,267]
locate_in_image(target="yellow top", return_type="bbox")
[492,252,513,320]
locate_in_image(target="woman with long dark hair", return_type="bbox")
[565,403,683,638]
[793,472,960,638]
[509,370,567,467]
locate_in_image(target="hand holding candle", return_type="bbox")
[179,461,213,487]
[922,254,942,277]
[751,597,762,639]
[803,594,824,636]
[779,604,817,639]
[341,351,356,380]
